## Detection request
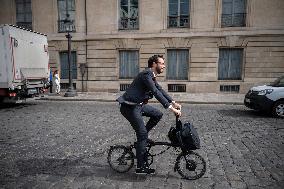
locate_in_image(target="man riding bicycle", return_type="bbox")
[117,55,181,174]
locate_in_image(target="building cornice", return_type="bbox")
[47,28,284,41]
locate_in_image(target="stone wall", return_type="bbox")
[0,0,283,93]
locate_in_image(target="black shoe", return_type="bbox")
[135,167,155,175]
[146,167,155,174]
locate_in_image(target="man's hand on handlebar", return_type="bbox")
[170,106,181,117]
[172,101,182,110]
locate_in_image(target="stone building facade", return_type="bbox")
[0,0,284,93]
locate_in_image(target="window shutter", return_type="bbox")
[168,0,190,28]
[128,51,139,78]
[177,50,189,80]
[229,49,243,80]
[58,0,67,20]
[222,0,246,27]
[167,50,177,80]
[60,52,77,79]
[16,0,32,30]
[60,52,69,79]
[119,51,127,78]
[119,51,139,79]
[218,49,243,80]
[180,0,190,27]
[233,0,246,26]
[222,0,233,27]
[218,49,230,80]
[167,50,189,80]
[169,0,178,16]
[233,0,246,13]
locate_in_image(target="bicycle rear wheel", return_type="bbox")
[175,151,206,180]
[107,145,134,173]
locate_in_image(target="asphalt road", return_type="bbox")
[0,101,283,189]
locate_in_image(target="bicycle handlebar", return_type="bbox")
[175,106,181,124]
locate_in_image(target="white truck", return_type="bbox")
[0,24,49,103]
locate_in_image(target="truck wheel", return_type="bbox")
[272,101,284,118]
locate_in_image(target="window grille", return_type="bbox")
[57,0,76,32]
[120,84,131,91]
[119,0,139,30]
[168,84,186,92]
[220,85,240,93]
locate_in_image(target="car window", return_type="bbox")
[270,76,284,87]
[279,78,284,87]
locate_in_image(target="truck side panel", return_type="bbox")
[0,25,49,102]
[0,26,12,88]
[9,27,49,81]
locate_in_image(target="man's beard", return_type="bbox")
[157,69,163,74]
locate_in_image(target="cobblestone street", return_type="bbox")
[0,101,283,189]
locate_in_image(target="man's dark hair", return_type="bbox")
[148,55,164,68]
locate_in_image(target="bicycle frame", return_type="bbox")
[124,116,189,158]
[107,115,206,179]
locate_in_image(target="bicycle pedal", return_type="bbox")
[135,167,155,175]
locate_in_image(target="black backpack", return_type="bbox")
[168,118,200,150]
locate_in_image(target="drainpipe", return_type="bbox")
[84,0,88,92]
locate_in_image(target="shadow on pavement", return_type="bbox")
[0,102,36,110]
[217,109,272,118]
[0,157,181,187]
[11,158,149,183]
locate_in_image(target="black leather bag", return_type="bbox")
[168,118,200,150]
[177,122,200,150]
[168,127,179,146]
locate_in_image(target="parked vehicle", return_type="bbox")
[244,76,284,118]
[0,24,49,103]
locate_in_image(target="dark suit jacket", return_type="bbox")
[117,68,173,108]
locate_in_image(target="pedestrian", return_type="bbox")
[116,54,181,175]
[53,70,60,94]
[49,68,53,93]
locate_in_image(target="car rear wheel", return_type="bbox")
[272,101,284,118]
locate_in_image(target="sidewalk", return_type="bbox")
[40,92,245,105]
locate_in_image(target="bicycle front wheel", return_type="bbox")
[175,151,206,180]
[107,145,134,173]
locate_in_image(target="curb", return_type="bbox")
[38,97,244,105]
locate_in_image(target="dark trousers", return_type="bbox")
[120,103,163,168]
[49,81,53,93]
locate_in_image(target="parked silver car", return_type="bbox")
[244,76,284,118]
